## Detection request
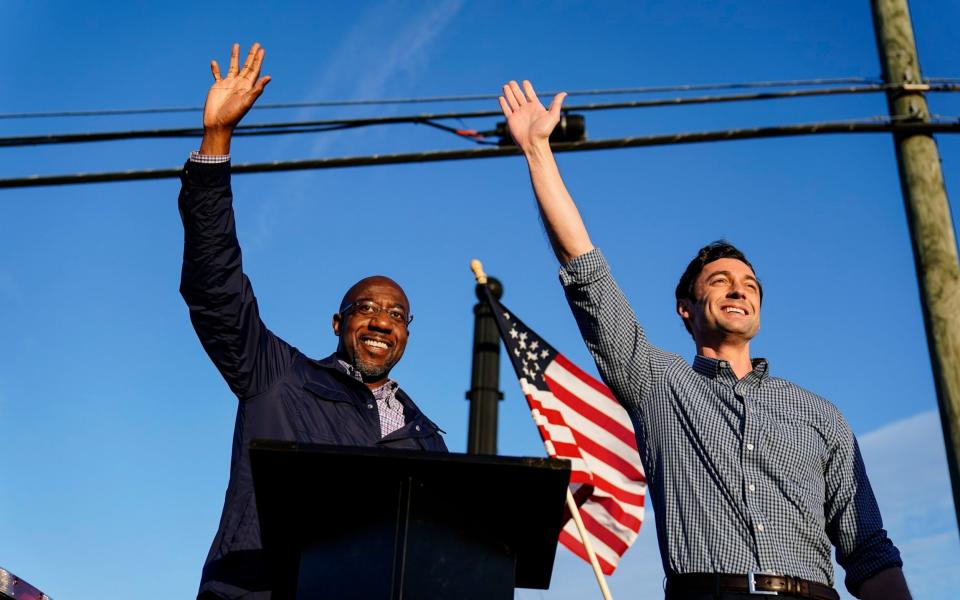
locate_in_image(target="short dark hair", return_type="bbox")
[675,241,763,335]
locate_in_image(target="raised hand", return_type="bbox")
[498,80,566,152]
[199,43,271,155]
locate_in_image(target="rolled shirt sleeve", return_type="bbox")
[824,413,903,595]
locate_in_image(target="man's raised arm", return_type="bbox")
[499,80,593,264]
[179,43,288,400]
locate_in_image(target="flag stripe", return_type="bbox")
[555,354,619,404]
[592,472,647,506]
[546,371,637,449]
[545,361,630,425]
[582,500,640,546]
[546,359,634,431]
[548,389,641,469]
[558,529,617,576]
[591,495,643,531]
[572,431,645,481]
[580,505,631,555]
[531,382,639,466]
[562,519,622,572]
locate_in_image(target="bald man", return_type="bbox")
[179,43,447,600]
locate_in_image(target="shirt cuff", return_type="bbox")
[558,247,609,287]
[189,150,230,164]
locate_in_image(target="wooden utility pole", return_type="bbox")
[871,0,960,532]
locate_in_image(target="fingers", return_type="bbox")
[522,80,540,104]
[243,76,272,107]
[547,92,567,118]
[249,46,265,81]
[211,60,222,82]
[508,80,527,108]
[503,80,528,112]
[502,84,519,112]
[498,95,511,116]
[239,42,261,79]
[253,75,272,97]
[227,43,240,76]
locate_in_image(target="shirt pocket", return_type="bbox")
[764,421,826,525]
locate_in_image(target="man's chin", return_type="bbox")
[353,355,397,380]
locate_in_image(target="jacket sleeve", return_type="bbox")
[178,160,295,400]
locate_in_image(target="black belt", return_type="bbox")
[667,572,840,600]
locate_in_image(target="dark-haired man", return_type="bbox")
[499,80,909,600]
[180,43,446,600]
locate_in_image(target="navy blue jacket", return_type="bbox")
[179,161,447,599]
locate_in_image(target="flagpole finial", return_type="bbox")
[470,259,488,284]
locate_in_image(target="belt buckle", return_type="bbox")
[747,571,778,596]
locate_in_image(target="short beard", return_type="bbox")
[351,354,397,381]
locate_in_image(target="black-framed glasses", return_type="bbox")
[341,300,413,326]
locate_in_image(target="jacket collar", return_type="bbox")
[308,353,444,437]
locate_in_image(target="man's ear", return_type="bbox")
[676,299,692,321]
[332,313,342,336]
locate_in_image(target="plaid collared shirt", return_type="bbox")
[559,249,901,595]
[337,360,405,437]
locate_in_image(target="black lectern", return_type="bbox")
[249,441,571,600]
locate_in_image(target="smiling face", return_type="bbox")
[332,276,410,387]
[677,258,761,346]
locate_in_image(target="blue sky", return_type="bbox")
[1,1,959,598]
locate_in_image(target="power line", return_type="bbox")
[2,119,957,189]
[9,83,949,149]
[0,77,884,120]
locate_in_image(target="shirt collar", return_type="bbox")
[692,355,769,383]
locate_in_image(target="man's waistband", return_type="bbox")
[666,572,840,600]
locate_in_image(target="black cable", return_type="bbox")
[2,120,956,189]
[2,83,918,149]
[0,77,884,120]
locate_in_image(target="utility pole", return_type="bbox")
[466,273,504,455]
[871,0,960,532]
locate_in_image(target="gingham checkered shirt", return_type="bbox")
[336,362,405,438]
[189,151,230,164]
[559,249,901,595]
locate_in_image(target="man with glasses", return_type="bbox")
[180,43,447,600]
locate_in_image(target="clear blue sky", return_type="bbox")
[2,1,959,598]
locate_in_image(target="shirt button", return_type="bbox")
[367,404,374,409]
[746,443,755,451]
[415,425,421,432]
[756,523,765,533]
[748,484,756,492]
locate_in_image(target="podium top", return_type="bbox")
[250,441,571,590]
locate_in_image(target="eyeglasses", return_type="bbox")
[342,300,413,326]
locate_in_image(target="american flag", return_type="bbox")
[481,286,647,575]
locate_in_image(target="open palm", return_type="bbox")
[499,80,566,150]
[203,43,271,131]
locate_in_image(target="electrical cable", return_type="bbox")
[2,119,957,189]
[0,77,885,120]
[8,83,944,149]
